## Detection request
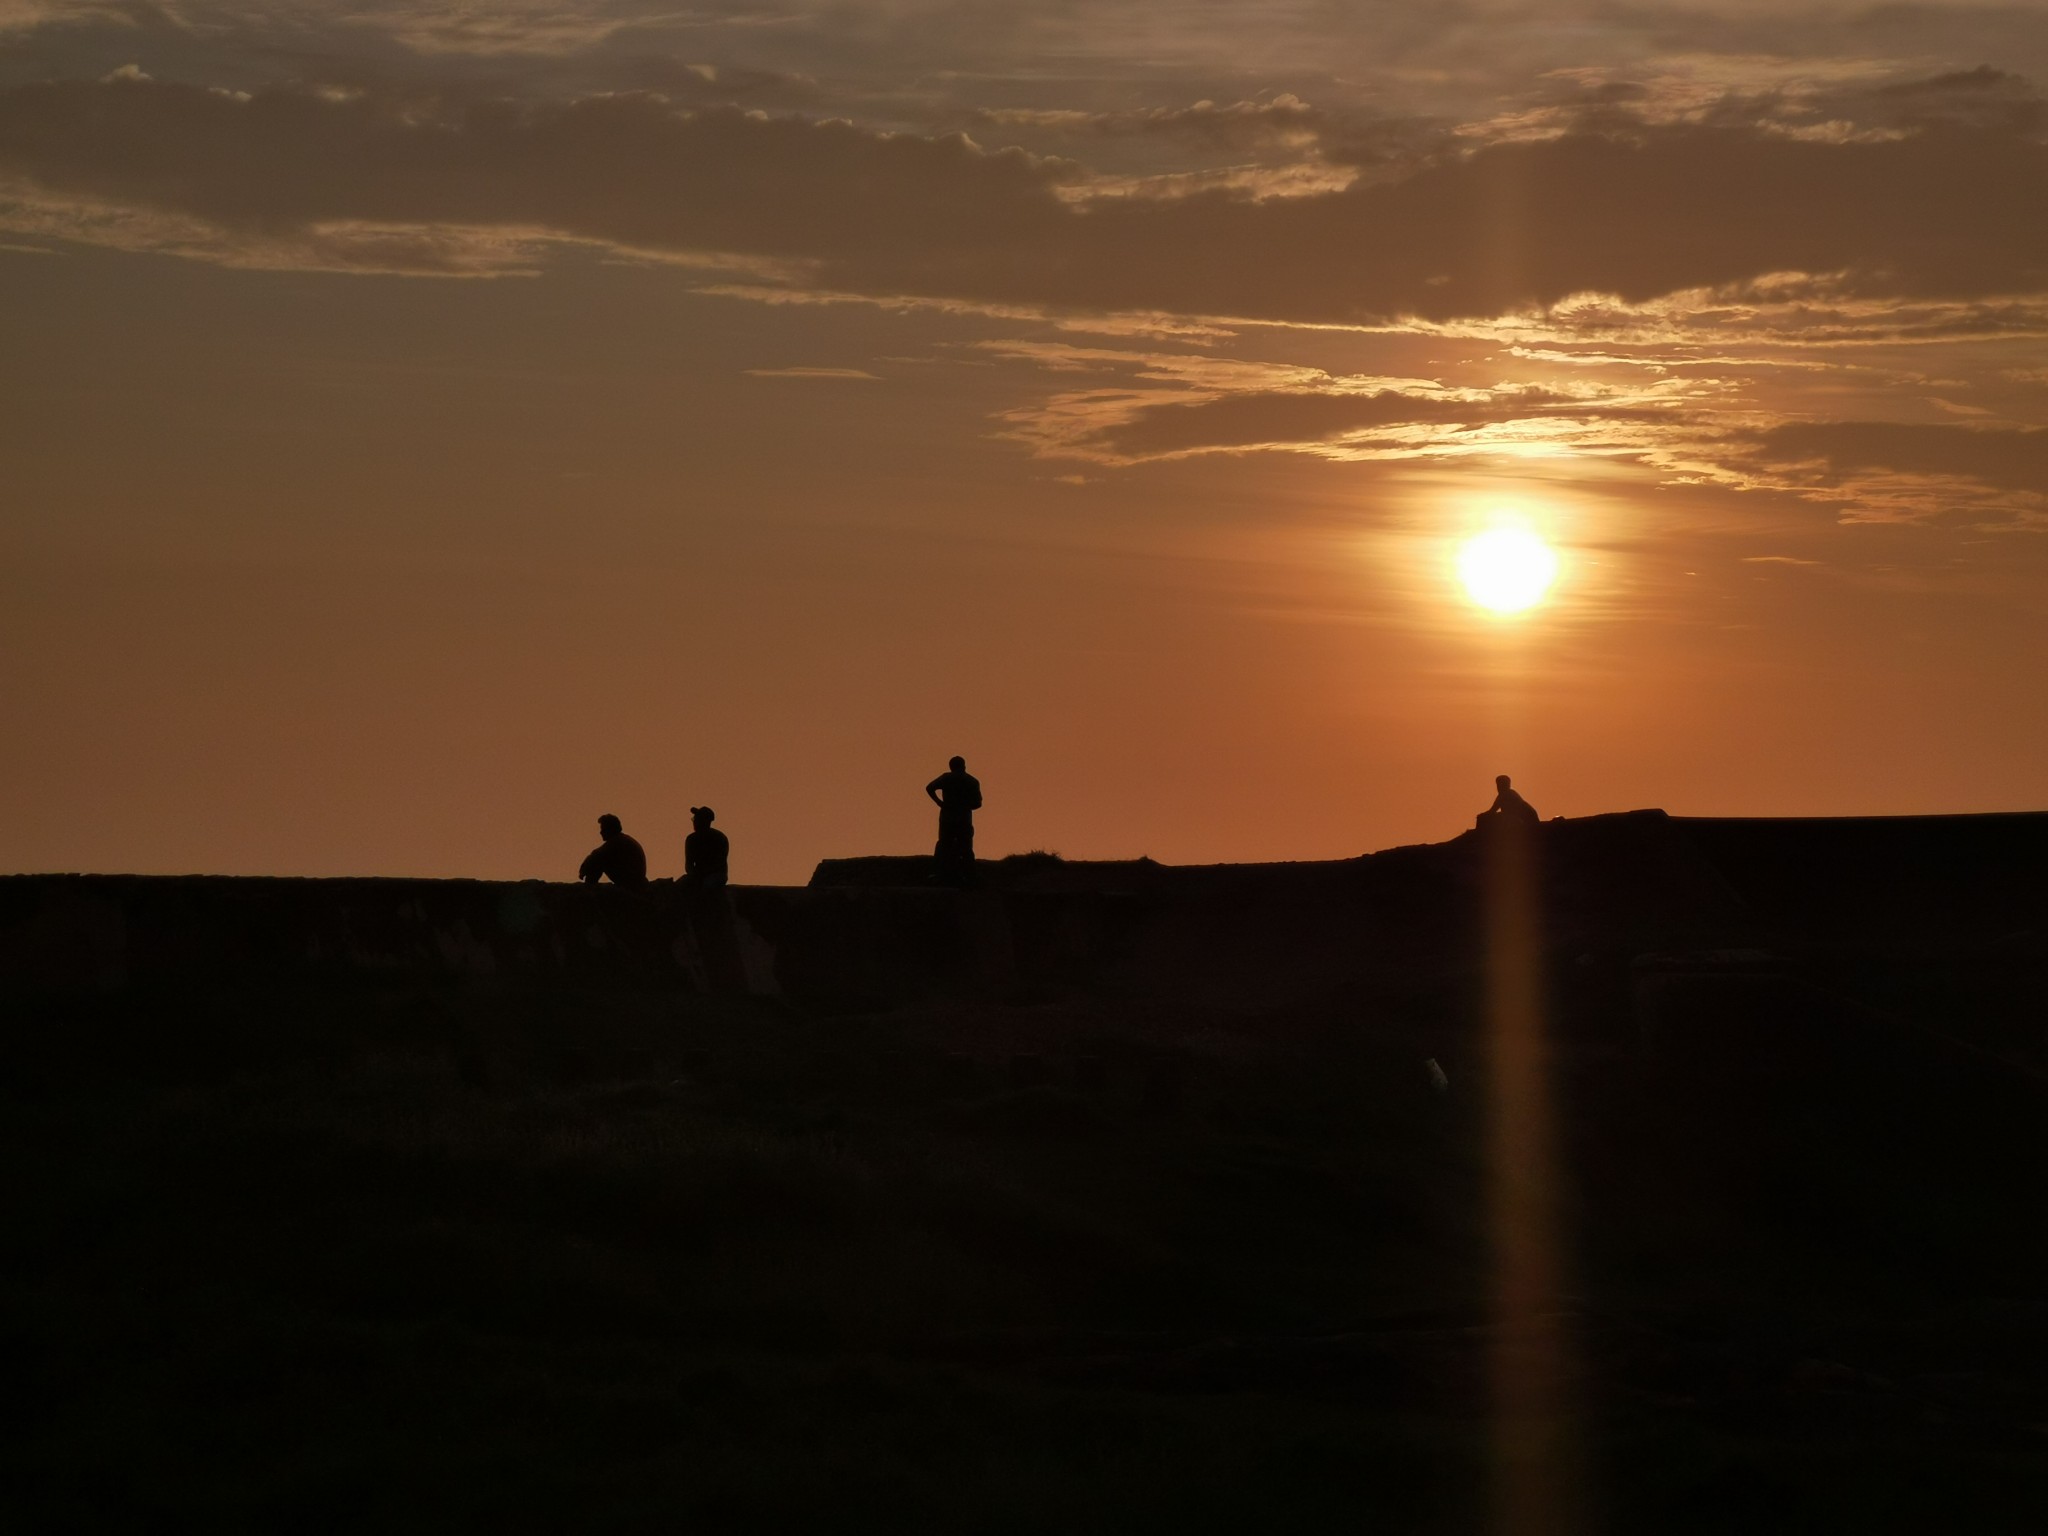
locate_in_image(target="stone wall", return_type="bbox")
[9,809,2046,1020]
[0,876,1025,1012]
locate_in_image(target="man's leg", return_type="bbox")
[937,818,972,884]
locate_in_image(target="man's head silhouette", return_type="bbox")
[691,806,715,828]
[598,814,622,839]
[1496,775,1512,791]
[949,756,966,772]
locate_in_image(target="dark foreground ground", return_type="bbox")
[7,814,2048,1531]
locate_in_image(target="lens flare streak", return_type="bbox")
[1482,821,1579,1535]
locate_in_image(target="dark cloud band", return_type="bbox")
[3,74,2046,323]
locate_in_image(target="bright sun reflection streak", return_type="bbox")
[1483,820,1578,1536]
[1459,528,1560,614]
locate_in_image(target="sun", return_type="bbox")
[1456,526,1559,614]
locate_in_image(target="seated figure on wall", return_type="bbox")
[1476,775,1539,831]
[579,814,648,886]
[684,806,730,891]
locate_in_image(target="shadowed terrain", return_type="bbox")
[6,812,2048,1531]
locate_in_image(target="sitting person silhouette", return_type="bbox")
[578,813,648,886]
[1476,774,1540,831]
[684,806,730,891]
[926,755,982,885]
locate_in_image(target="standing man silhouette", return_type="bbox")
[926,755,982,886]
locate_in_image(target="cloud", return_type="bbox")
[0,58,2044,537]
[1754,420,2048,497]
[2,74,2047,326]
[1,4,2042,547]
[743,365,879,378]
[0,1,134,32]
[973,328,2048,531]
[10,5,2048,131]
[1049,385,1570,460]
[1858,66,2046,136]
[1690,418,2048,526]
[977,339,1725,469]
[1054,159,1357,203]
[360,3,732,59]
[970,94,1325,153]
[0,79,1074,273]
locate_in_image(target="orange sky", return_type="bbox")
[4,3,2047,883]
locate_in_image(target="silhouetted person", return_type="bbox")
[578,813,648,886]
[1477,774,1540,831]
[684,806,730,891]
[927,755,982,885]
[680,804,741,986]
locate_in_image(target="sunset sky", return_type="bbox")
[4,1,2047,882]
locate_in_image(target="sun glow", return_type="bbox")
[1457,526,1559,614]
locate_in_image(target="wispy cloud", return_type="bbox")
[1738,420,2048,526]
[4,74,2046,330]
[2,8,2044,537]
[743,365,880,379]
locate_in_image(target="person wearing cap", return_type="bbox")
[684,806,730,891]
[578,813,648,885]
[925,755,982,884]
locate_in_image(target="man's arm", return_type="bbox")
[926,776,946,806]
[579,847,604,883]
